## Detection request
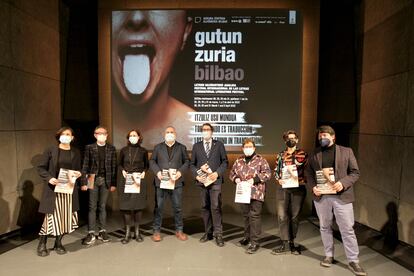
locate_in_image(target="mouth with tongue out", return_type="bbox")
[119,44,155,95]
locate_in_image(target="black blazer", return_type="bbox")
[81,143,117,188]
[305,144,360,203]
[190,140,228,188]
[37,145,82,214]
[149,142,190,188]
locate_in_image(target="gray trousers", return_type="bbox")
[314,196,360,263]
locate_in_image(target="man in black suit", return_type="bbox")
[305,125,366,276]
[149,126,190,242]
[190,123,228,247]
[81,126,117,245]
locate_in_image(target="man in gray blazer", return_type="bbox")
[190,123,228,247]
[149,126,190,242]
[305,125,366,276]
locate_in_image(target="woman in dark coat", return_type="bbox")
[118,129,149,243]
[36,126,82,257]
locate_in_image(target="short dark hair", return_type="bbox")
[55,126,74,142]
[318,125,335,136]
[126,129,143,145]
[94,125,108,134]
[242,138,255,147]
[201,123,214,132]
[282,130,298,141]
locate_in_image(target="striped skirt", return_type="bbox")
[39,193,79,236]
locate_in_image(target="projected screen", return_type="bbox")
[111,9,302,152]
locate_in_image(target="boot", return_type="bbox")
[134,225,143,242]
[54,235,67,255]
[121,226,131,244]
[37,235,49,257]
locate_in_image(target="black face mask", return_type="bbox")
[319,138,331,148]
[286,139,297,148]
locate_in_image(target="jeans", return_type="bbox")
[276,185,306,241]
[88,177,109,233]
[153,186,183,232]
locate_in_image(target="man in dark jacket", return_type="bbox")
[190,123,228,247]
[305,125,366,276]
[81,126,117,245]
[149,126,190,242]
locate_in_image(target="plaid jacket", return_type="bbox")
[229,154,271,202]
[274,149,308,185]
[81,143,117,187]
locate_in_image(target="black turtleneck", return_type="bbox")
[244,152,256,163]
[322,144,335,169]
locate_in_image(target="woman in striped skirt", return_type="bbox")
[36,127,82,256]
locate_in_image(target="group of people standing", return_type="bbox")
[35,123,366,276]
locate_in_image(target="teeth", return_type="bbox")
[130,44,145,48]
[123,54,150,95]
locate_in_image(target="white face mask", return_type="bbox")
[129,136,139,145]
[59,135,72,144]
[97,134,107,144]
[243,148,255,157]
[202,131,212,140]
[165,133,175,143]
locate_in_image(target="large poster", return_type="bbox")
[111,9,302,152]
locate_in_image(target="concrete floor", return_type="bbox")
[0,213,412,276]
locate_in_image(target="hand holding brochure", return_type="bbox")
[160,169,176,190]
[197,163,214,187]
[124,172,141,193]
[55,168,81,194]
[234,181,252,204]
[280,164,299,188]
[87,174,95,190]
[316,167,336,194]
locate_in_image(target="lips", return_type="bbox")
[118,43,155,95]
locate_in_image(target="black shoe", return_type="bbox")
[134,227,143,242]
[82,233,96,245]
[271,241,290,255]
[320,256,334,267]
[348,262,367,276]
[246,243,260,254]
[54,235,67,255]
[236,238,250,247]
[121,226,131,244]
[97,231,110,242]
[199,233,213,243]
[37,235,49,257]
[289,241,301,255]
[215,235,224,247]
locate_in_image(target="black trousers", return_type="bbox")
[200,186,223,236]
[241,199,263,244]
[276,185,306,241]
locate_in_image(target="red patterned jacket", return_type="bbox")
[229,154,272,202]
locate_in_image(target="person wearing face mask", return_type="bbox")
[118,130,149,244]
[272,130,308,255]
[149,126,190,242]
[305,125,366,276]
[229,139,271,254]
[81,126,117,246]
[190,123,228,247]
[36,127,82,257]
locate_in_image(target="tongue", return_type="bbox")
[123,54,150,95]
